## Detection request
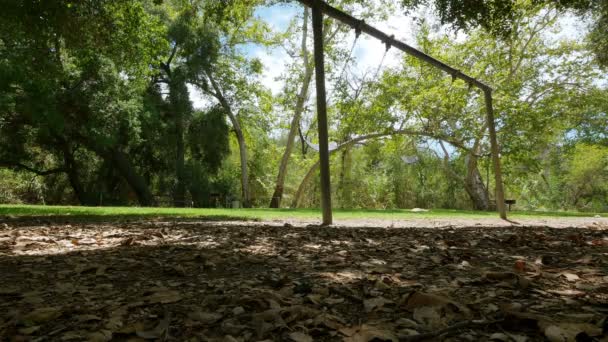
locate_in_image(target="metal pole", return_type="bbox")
[484,89,507,219]
[297,0,491,91]
[312,2,333,225]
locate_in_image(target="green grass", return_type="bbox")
[0,204,603,221]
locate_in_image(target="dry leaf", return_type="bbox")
[136,312,171,340]
[75,314,102,322]
[289,331,314,342]
[86,330,113,342]
[340,324,398,342]
[404,292,452,309]
[404,291,470,316]
[547,289,585,297]
[23,306,62,323]
[18,326,40,335]
[483,272,530,289]
[188,310,223,324]
[143,290,182,304]
[560,273,580,282]
[514,260,526,273]
[542,322,602,342]
[363,297,391,312]
[413,306,443,329]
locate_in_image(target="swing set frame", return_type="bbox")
[298,0,507,224]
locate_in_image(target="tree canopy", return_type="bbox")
[1,0,606,212]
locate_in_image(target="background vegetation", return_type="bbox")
[1,0,606,212]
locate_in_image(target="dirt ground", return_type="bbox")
[0,216,607,341]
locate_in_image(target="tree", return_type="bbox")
[149,1,221,206]
[0,0,167,206]
[399,0,608,67]
[290,2,604,210]
[193,0,272,208]
[269,0,391,208]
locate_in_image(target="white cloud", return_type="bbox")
[254,46,290,96]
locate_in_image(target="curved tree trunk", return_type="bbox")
[270,8,313,208]
[82,136,156,207]
[463,152,490,210]
[206,71,251,208]
[233,120,250,208]
[109,148,156,207]
[61,144,94,205]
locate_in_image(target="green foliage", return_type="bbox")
[0,0,606,213]
[399,0,607,67]
[564,144,608,211]
[0,170,43,204]
[188,107,231,173]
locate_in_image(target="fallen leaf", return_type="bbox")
[363,297,391,312]
[560,273,580,282]
[136,312,171,340]
[490,332,510,341]
[483,272,530,289]
[413,306,443,329]
[18,326,40,335]
[514,260,526,273]
[340,324,398,342]
[289,331,313,342]
[75,314,102,322]
[542,322,602,342]
[188,310,223,324]
[86,330,112,342]
[23,306,62,324]
[232,306,245,316]
[547,289,586,297]
[143,290,182,304]
[404,291,470,316]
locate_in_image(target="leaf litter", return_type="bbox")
[0,217,606,341]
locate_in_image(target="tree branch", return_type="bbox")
[0,161,66,176]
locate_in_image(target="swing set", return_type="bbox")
[297,0,507,224]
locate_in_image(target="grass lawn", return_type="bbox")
[0,204,603,221]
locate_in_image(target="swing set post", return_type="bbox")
[484,89,507,219]
[311,2,333,225]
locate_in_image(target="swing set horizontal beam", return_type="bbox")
[296,0,492,92]
[298,0,507,221]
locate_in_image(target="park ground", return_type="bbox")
[0,205,607,341]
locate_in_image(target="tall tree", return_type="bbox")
[0,0,166,206]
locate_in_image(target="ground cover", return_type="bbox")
[0,213,607,341]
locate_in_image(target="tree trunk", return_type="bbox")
[463,152,490,210]
[205,70,251,208]
[61,144,94,205]
[109,148,156,206]
[270,8,313,208]
[234,123,250,207]
[168,76,188,208]
[174,108,186,207]
[337,147,352,208]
